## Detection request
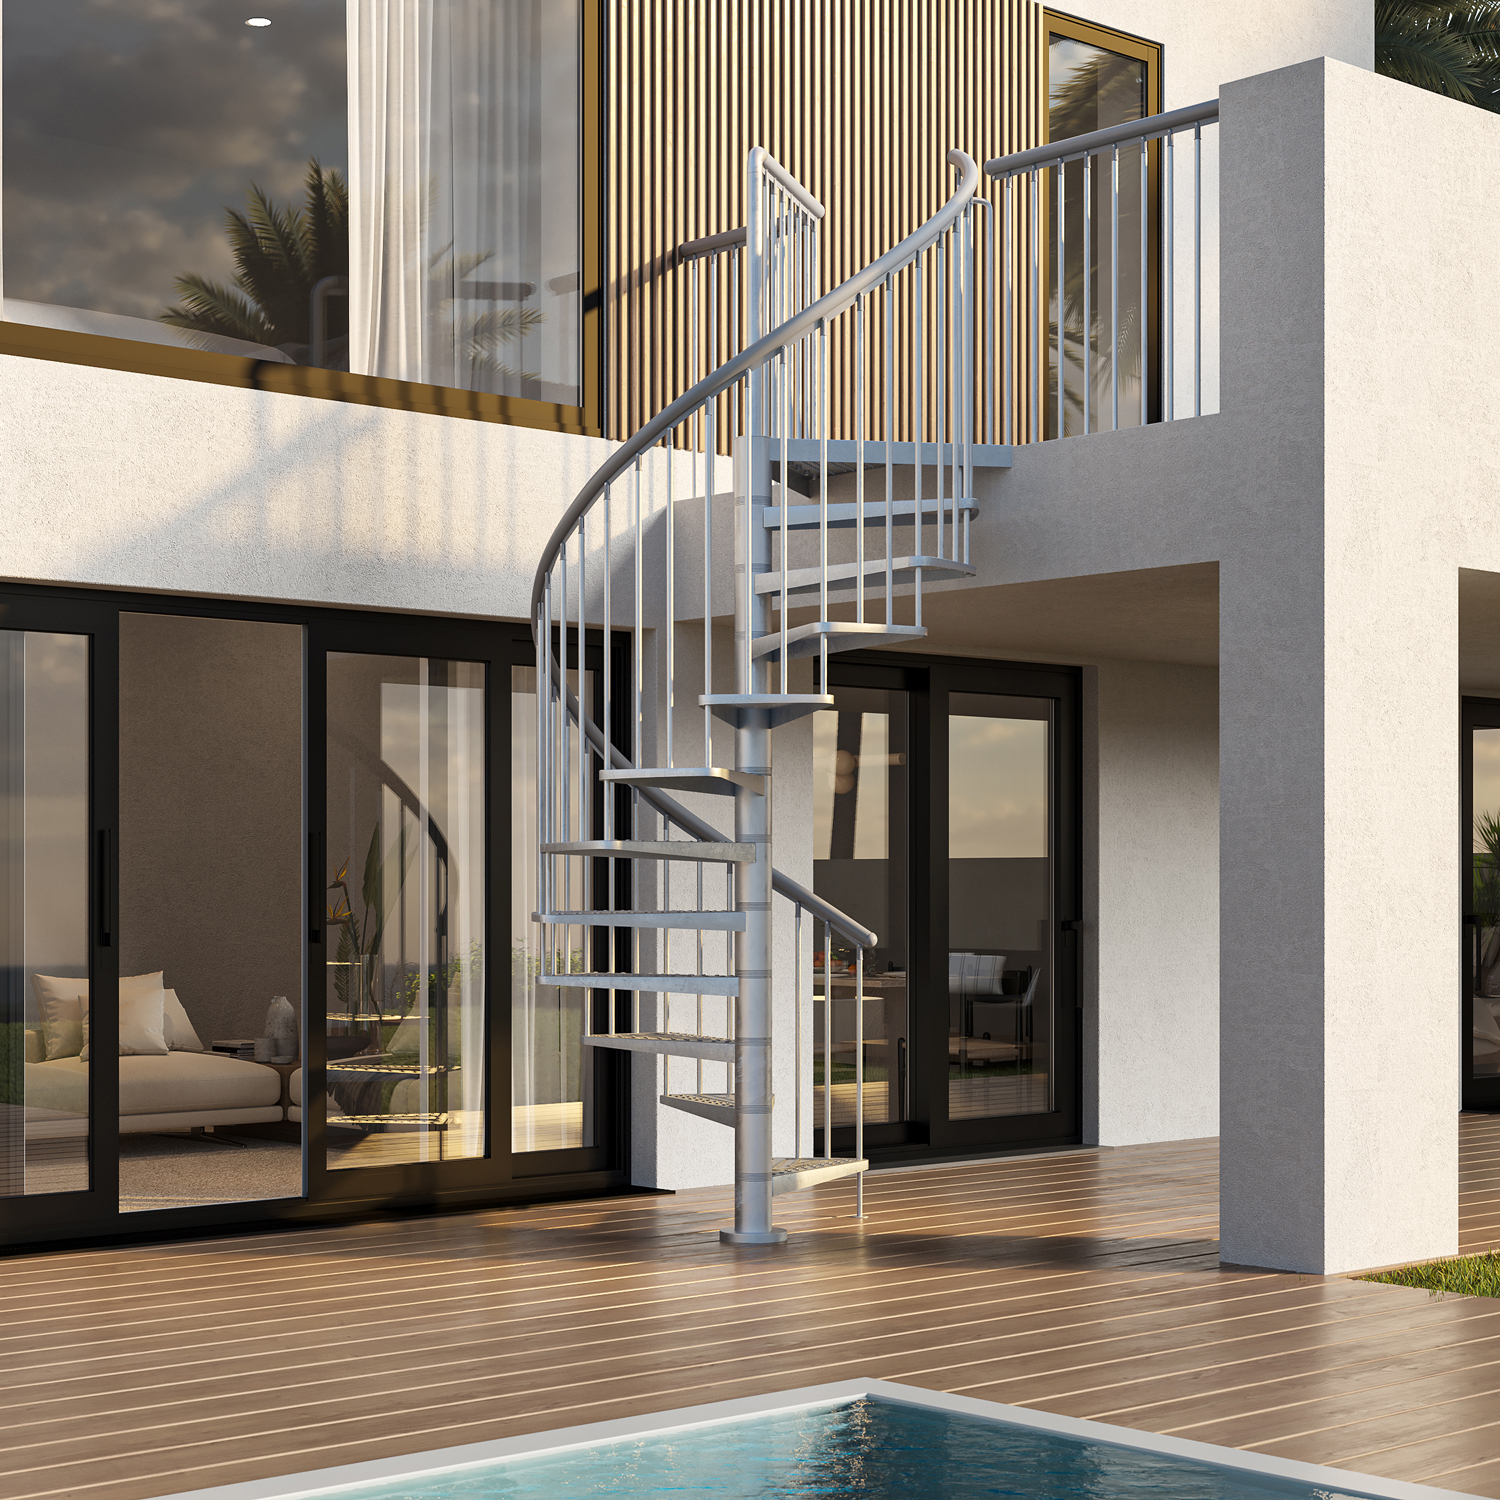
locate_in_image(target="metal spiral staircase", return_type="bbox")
[531,144,1012,1245]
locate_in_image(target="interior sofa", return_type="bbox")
[22,970,284,1139]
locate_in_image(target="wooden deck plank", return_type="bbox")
[9,1127,1500,1499]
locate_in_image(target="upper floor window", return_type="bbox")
[1,1,583,410]
[1043,11,1161,436]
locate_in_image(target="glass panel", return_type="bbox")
[118,614,303,1210]
[511,665,595,1152]
[2,1,348,364]
[3,0,582,404]
[1048,34,1148,437]
[948,694,1053,1120]
[326,654,485,1169]
[1473,728,1500,1079]
[1,633,89,1197]
[812,689,909,1131]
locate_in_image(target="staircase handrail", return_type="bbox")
[983,98,1218,178]
[558,678,877,947]
[532,147,980,952]
[531,146,980,626]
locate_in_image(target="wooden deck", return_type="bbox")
[7,1119,1500,1500]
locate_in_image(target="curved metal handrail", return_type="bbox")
[530,147,980,625]
[532,148,980,952]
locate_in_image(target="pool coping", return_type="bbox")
[149,1378,1480,1500]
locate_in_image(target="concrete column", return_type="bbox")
[1217,58,1459,1273]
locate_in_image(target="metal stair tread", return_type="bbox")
[755,555,978,596]
[542,972,738,995]
[771,1156,869,1196]
[659,1091,738,1126]
[584,1031,736,1061]
[752,621,927,661]
[763,437,1011,468]
[534,910,747,931]
[541,839,754,864]
[700,692,835,728]
[762,497,979,531]
[600,766,765,797]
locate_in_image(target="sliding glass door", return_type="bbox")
[0,591,629,1251]
[816,655,1081,1163]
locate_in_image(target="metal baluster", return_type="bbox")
[1140,139,1148,428]
[936,235,946,562]
[1056,160,1065,440]
[884,273,894,626]
[604,482,613,924]
[1111,143,1119,432]
[1083,150,1091,437]
[913,254,924,626]
[822,919,831,1157]
[794,901,803,1158]
[633,455,644,1029]
[855,293,865,625]
[855,943,864,1218]
[1030,169,1040,443]
[817,316,828,690]
[1003,179,1012,447]
[666,442,675,768]
[696,858,704,1093]
[1194,120,1202,419]
[705,258,716,755]
[1165,130,1175,421]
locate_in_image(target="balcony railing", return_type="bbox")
[985,98,1220,443]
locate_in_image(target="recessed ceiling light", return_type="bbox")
[246,16,271,25]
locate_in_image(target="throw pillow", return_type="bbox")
[162,989,205,1052]
[40,1005,83,1062]
[33,971,170,1058]
[80,989,169,1058]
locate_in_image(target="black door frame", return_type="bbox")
[0,582,631,1251]
[1463,697,1500,1111]
[817,650,1083,1163]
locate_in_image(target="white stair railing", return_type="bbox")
[532,145,1002,1245]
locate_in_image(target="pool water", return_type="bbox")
[334,1399,1372,1499]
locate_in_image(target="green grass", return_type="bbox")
[1362,1251,1500,1297]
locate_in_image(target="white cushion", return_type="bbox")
[162,989,205,1052]
[81,989,169,1058]
[1476,997,1500,1051]
[33,971,166,1059]
[32,972,205,1054]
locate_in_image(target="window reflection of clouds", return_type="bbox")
[949,716,1048,860]
[2,0,346,316]
[1476,728,1500,852]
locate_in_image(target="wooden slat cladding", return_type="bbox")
[604,0,1045,443]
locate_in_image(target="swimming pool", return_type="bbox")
[163,1380,1477,1500]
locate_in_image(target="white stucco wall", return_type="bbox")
[1084,659,1219,1147]
[0,355,611,618]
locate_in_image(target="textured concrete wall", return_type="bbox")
[118,613,302,1049]
[1084,659,1219,1147]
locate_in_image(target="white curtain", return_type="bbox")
[348,0,553,396]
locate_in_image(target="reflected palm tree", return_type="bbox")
[1047,48,1148,434]
[159,159,349,365]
